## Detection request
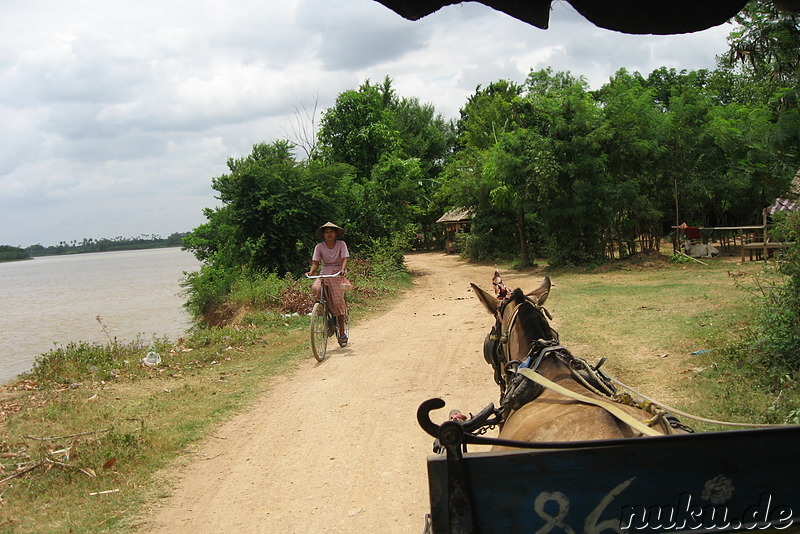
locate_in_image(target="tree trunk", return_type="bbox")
[517,209,529,266]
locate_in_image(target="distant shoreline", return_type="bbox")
[0,244,185,263]
[3,232,191,261]
[30,242,182,257]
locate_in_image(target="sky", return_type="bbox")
[0,0,737,248]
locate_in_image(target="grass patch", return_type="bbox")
[0,253,795,532]
[534,257,790,429]
[0,328,308,533]
[0,264,409,533]
[550,260,758,357]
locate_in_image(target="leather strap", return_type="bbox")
[516,368,662,437]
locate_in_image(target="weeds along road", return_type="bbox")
[142,252,523,533]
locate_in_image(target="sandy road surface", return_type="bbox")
[141,252,539,534]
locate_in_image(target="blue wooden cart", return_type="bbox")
[418,398,800,534]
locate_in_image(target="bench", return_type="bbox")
[742,242,789,261]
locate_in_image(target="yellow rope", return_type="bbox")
[516,368,663,437]
[607,375,787,429]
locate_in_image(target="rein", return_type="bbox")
[605,375,787,429]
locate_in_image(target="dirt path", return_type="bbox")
[142,252,681,533]
[141,252,516,533]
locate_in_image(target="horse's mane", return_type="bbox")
[509,288,553,341]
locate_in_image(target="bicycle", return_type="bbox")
[305,272,349,361]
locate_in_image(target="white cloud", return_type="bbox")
[0,0,736,247]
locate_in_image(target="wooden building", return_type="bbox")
[436,208,474,254]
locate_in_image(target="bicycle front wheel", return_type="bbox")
[310,302,328,361]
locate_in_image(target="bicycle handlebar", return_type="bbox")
[305,272,344,279]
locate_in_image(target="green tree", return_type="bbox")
[721,1,800,167]
[456,80,523,150]
[440,81,526,261]
[724,1,800,89]
[392,96,456,244]
[184,141,354,276]
[523,69,609,265]
[443,70,609,266]
[641,70,736,238]
[596,69,669,257]
[318,79,400,182]
[483,128,555,265]
[317,76,454,248]
[708,99,790,223]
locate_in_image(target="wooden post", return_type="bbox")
[673,177,680,253]
[740,229,745,262]
[763,209,768,260]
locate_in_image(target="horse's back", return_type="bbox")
[496,393,649,445]
[497,358,672,445]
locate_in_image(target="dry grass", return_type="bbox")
[512,253,768,421]
[0,252,780,532]
[0,325,309,533]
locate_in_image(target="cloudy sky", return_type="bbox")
[0,0,735,248]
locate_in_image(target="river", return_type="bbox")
[0,247,200,384]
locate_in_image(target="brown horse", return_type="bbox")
[471,277,677,444]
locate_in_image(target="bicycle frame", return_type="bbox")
[306,272,348,356]
[306,272,344,313]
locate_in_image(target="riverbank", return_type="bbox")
[0,252,794,533]
[0,248,198,383]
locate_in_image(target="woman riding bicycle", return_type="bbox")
[306,222,349,346]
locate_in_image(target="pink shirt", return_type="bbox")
[313,240,349,275]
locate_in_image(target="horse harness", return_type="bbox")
[483,295,563,401]
[481,295,690,436]
[484,296,531,389]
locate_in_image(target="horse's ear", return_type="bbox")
[470,283,499,314]
[526,276,551,306]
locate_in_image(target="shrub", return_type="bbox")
[181,264,240,319]
[183,266,310,319]
[229,271,293,308]
[729,211,800,376]
[357,225,412,285]
[456,232,516,263]
[25,337,171,385]
[751,214,800,372]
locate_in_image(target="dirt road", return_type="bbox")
[143,252,529,533]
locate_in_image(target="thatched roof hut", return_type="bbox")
[437,208,474,254]
[436,208,474,225]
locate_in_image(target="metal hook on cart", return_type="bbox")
[417,398,446,439]
[417,398,503,444]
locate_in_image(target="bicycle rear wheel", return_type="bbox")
[310,302,328,361]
